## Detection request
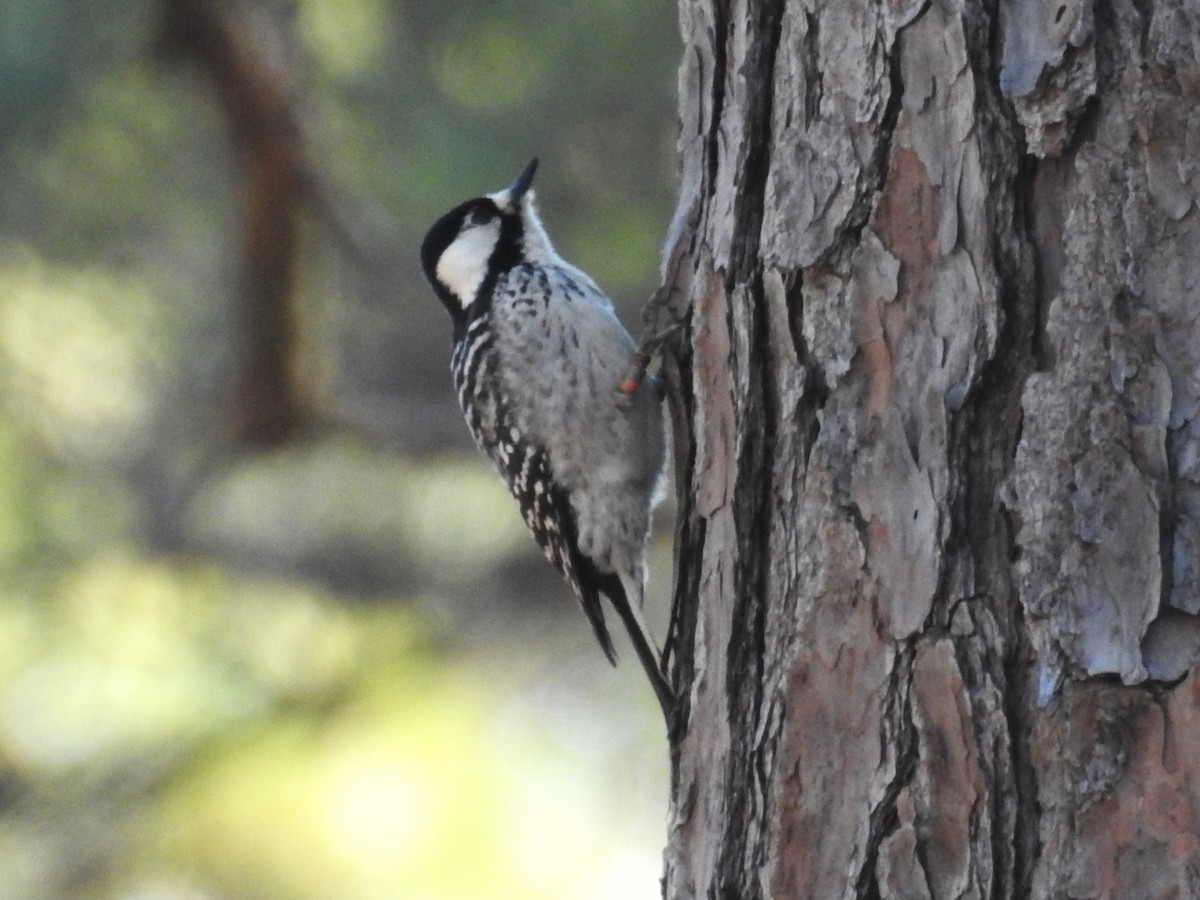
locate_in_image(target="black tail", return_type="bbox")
[547,486,675,722]
[575,574,618,665]
[588,569,676,722]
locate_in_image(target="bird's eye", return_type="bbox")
[463,207,493,230]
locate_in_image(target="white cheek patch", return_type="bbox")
[436,220,501,308]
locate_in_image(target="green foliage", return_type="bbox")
[432,19,547,112]
[0,249,171,461]
[0,0,76,128]
[0,0,677,896]
[0,519,667,899]
[298,0,390,79]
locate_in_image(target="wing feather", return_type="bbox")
[451,261,674,717]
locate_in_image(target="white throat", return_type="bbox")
[435,220,502,308]
[517,202,561,266]
[484,187,561,266]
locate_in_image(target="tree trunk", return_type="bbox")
[159,0,308,448]
[659,0,1200,897]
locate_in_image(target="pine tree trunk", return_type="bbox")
[659,0,1200,897]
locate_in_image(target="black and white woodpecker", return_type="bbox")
[419,159,674,718]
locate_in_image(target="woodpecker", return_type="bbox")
[420,159,674,718]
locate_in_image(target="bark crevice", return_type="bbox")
[854,642,919,900]
[833,18,906,272]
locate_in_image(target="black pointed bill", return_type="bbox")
[508,157,538,202]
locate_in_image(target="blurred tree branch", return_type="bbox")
[155,0,403,448]
[158,0,304,447]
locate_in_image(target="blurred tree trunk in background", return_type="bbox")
[159,0,307,447]
[659,0,1200,896]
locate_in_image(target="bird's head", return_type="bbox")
[420,158,557,319]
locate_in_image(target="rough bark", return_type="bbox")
[659,0,1200,897]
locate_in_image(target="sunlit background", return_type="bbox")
[0,0,680,897]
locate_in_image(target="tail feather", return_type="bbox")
[546,484,674,720]
[576,576,618,666]
[591,568,676,720]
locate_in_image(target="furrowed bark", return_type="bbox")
[661,0,1200,897]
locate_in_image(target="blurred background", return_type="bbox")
[0,0,680,897]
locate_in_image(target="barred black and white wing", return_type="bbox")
[451,312,618,663]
